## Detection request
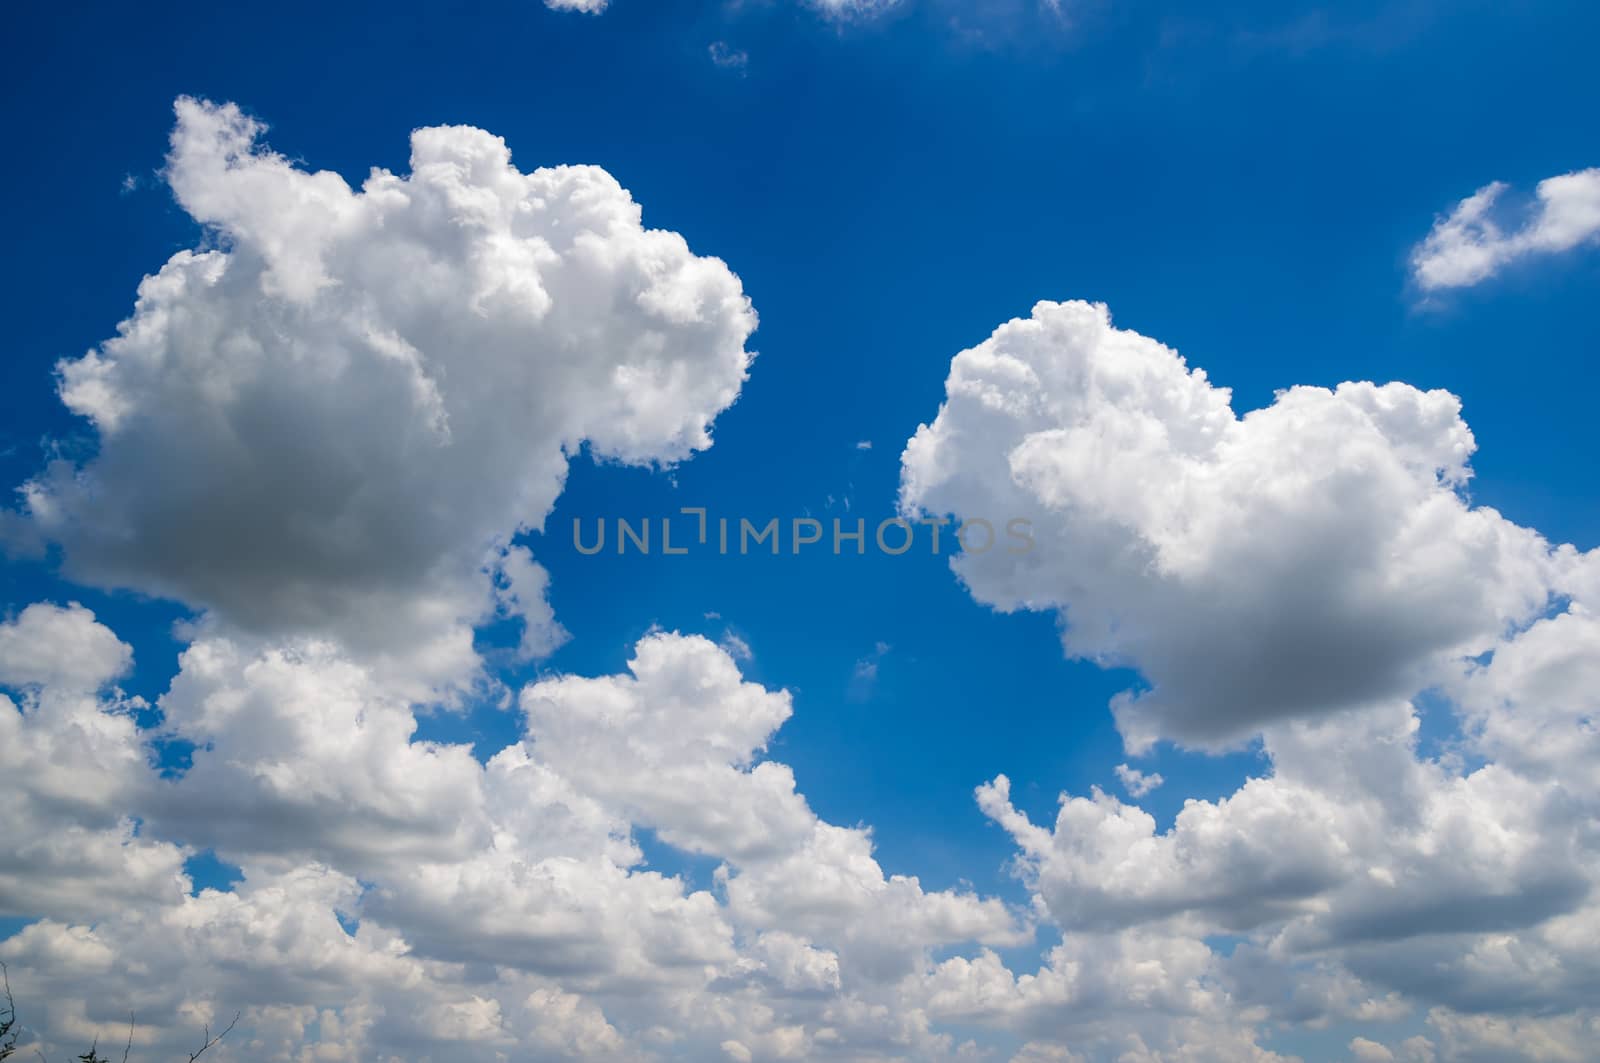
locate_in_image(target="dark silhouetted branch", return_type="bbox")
[1,963,17,1063]
[184,1014,237,1063]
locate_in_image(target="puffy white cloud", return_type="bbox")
[495,544,570,660]
[1114,762,1163,797]
[976,693,1597,982]
[1449,589,1600,802]
[1411,168,1600,290]
[1350,1038,1396,1062]
[921,929,1300,1063]
[900,299,1557,751]
[0,864,649,1062]
[890,299,1600,1060]
[14,97,756,694]
[947,698,1600,1059]
[518,633,1025,984]
[4,625,1032,1060]
[0,865,534,1062]
[1423,1008,1599,1063]
[0,601,131,692]
[950,556,1600,1056]
[147,636,494,873]
[0,604,187,922]
[522,633,813,862]
[546,0,609,12]
[720,819,1025,986]
[371,853,738,986]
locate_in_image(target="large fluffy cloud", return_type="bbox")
[889,299,1600,1061]
[921,547,1600,1061]
[976,698,1588,947]
[1411,168,1600,291]
[12,98,756,693]
[961,658,1600,1061]
[900,299,1557,751]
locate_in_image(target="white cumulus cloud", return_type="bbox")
[3,627,1032,1061]
[0,605,188,923]
[1113,762,1163,797]
[12,98,756,696]
[891,298,1600,1062]
[1411,168,1600,290]
[900,299,1557,752]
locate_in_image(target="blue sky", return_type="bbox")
[3,2,1599,1061]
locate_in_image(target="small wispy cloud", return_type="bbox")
[1411,167,1600,292]
[709,41,749,74]
[1114,762,1164,798]
[720,630,754,662]
[855,440,873,450]
[807,0,903,21]
[847,641,891,701]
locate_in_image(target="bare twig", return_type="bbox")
[1,961,13,1020]
[185,1014,237,1063]
[120,1014,133,1063]
[1,961,17,1061]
